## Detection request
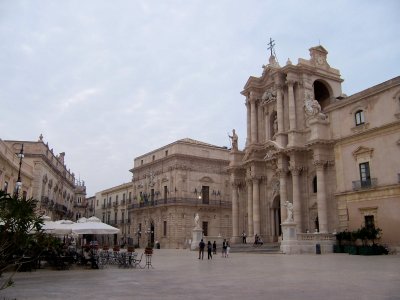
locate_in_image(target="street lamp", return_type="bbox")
[14,144,24,198]
[136,229,141,248]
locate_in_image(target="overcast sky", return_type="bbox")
[1,1,399,196]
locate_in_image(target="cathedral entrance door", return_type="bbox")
[271,196,281,242]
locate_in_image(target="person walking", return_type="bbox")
[222,239,227,258]
[212,241,217,255]
[207,241,213,260]
[198,239,205,260]
[226,241,230,258]
[242,231,247,244]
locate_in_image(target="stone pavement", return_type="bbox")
[1,249,399,300]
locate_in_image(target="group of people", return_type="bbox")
[198,239,230,260]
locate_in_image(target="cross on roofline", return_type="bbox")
[267,37,275,56]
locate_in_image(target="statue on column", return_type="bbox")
[228,129,238,151]
[284,201,294,222]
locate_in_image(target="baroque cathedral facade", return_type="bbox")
[229,45,400,250]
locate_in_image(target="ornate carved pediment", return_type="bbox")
[352,146,374,160]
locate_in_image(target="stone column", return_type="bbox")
[231,182,239,240]
[250,96,257,144]
[278,168,288,222]
[287,80,296,131]
[252,177,260,236]
[246,98,251,147]
[276,85,283,133]
[264,109,269,141]
[257,102,263,143]
[246,179,253,237]
[289,166,302,232]
[314,160,328,233]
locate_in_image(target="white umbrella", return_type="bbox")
[72,217,119,235]
[43,219,74,235]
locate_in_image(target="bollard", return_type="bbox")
[316,243,321,254]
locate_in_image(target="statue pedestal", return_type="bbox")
[191,227,203,251]
[280,221,299,254]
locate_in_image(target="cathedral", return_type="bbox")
[228,45,400,252]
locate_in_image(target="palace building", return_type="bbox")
[228,45,400,251]
[2,135,88,221]
[128,138,231,249]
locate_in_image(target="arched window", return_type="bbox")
[355,110,365,126]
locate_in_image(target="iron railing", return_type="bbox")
[352,178,377,191]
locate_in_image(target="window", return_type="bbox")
[164,186,168,202]
[22,191,27,200]
[359,162,371,187]
[365,215,375,229]
[355,110,365,126]
[141,160,143,165]
[129,192,132,201]
[152,155,155,161]
[201,186,209,204]
[163,221,167,236]
[202,222,208,236]
[3,181,8,193]
[165,150,168,157]
[150,189,155,202]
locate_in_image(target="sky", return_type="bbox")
[1,0,399,196]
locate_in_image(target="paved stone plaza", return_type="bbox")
[1,249,399,300]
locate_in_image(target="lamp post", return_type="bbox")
[14,144,24,198]
[136,229,141,248]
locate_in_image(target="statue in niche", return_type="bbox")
[228,129,238,150]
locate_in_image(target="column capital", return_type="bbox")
[288,165,304,176]
[313,160,327,169]
[285,79,296,86]
[276,168,288,178]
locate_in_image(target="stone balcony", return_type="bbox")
[127,197,230,210]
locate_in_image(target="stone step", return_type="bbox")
[228,243,282,254]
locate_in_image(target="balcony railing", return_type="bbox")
[352,178,377,191]
[127,197,231,210]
